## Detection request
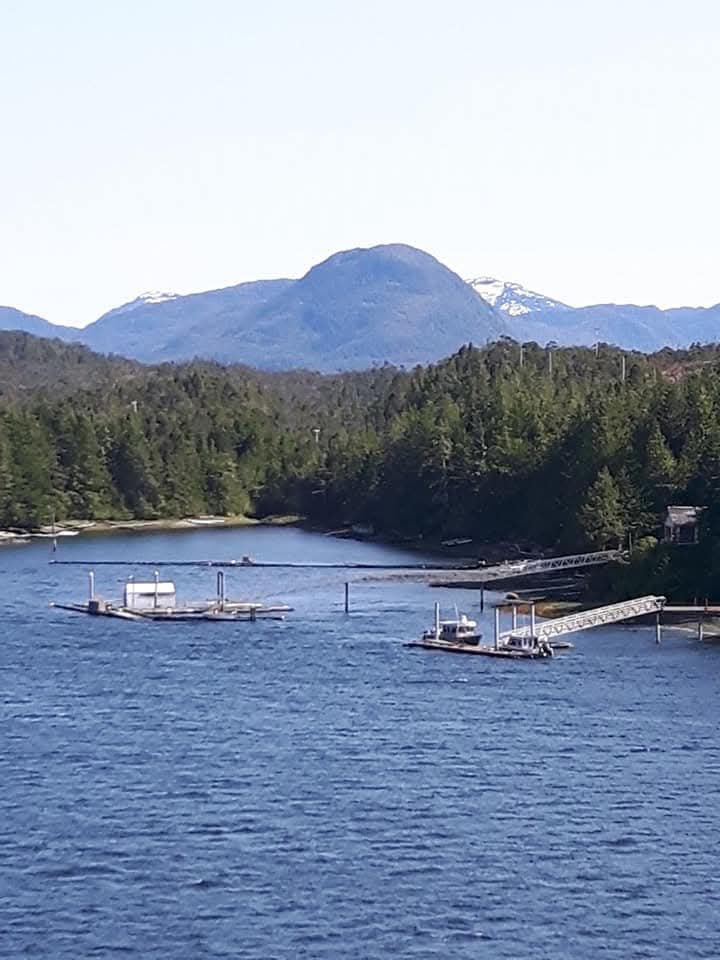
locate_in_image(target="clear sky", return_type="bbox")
[2,0,719,327]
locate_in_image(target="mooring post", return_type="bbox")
[154,570,159,610]
[512,603,518,631]
[344,582,349,614]
[530,602,536,638]
[698,616,704,642]
[480,585,484,612]
[655,610,662,645]
[494,606,500,650]
[88,571,95,601]
[434,601,440,640]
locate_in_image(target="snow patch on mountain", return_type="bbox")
[137,291,178,305]
[468,277,570,316]
[101,291,179,320]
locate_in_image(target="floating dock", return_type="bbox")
[51,571,291,623]
[405,638,553,659]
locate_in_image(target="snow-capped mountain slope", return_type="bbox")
[99,291,179,321]
[468,277,570,316]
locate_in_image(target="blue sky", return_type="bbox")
[2,0,719,326]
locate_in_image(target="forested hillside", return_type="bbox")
[3,333,720,596]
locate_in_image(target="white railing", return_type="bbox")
[473,549,625,583]
[501,595,666,641]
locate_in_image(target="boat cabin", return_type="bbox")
[502,634,553,657]
[425,613,480,645]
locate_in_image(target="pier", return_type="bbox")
[430,549,625,585]
[500,595,667,643]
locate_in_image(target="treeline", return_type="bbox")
[272,341,720,553]
[4,333,720,594]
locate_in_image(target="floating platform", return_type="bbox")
[50,599,290,622]
[50,601,143,621]
[404,639,553,659]
[51,571,291,623]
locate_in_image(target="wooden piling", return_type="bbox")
[344,581,349,614]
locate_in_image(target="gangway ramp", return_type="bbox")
[430,549,626,586]
[500,595,666,642]
[474,550,625,583]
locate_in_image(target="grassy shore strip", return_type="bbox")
[497,600,582,619]
[1,514,303,540]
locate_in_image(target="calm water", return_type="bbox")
[1,527,719,959]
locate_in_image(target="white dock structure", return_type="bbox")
[472,549,626,584]
[500,595,666,644]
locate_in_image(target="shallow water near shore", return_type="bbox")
[2,527,719,959]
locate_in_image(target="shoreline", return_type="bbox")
[0,513,302,543]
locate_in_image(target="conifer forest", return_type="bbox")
[3,332,720,599]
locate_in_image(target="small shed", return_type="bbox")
[663,506,704,545]
[123,579,177,610]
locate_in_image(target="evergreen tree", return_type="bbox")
[578,467,626,549]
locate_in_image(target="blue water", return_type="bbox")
[2,527,720,959]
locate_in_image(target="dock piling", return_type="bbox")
[88,571,95,601]
[344,581,349,614]
[655,610,662,644]
[530,602,536,638]
[480,586,484,612]
[494,606,500,650]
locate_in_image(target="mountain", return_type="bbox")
[79,244,507,370]
[0,305,76,342]
[81,281,294,361]
[469,278,720,351]
[5,249,720,370]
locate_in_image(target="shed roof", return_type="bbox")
[665,505,704,527]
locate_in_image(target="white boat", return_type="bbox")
[499,634,554,659]
[407,603,555,659]
[422,606,482,645]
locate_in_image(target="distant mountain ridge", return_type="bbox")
[2,244,720,368]
[78,244,507,370]
[468,279,720,353]
[0,305,76,341]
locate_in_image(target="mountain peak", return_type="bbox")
[468,277,570,316]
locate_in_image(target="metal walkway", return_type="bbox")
[473,549,625,584]
[500,595,666,641]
